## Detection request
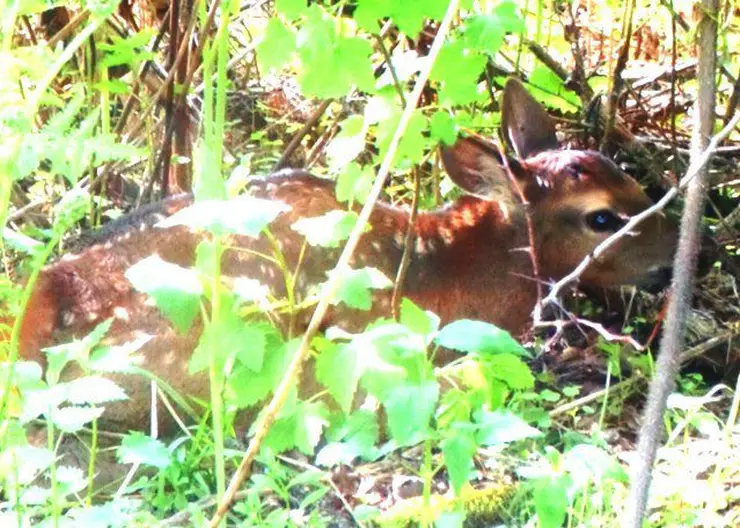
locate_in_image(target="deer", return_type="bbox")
[8,78,677,441]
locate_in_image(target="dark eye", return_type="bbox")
[586,209,625,232]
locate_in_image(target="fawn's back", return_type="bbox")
[13,78,677,432]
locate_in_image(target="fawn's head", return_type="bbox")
[440,78,676,290]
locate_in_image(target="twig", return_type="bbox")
[272,99,333,172]
[624,0,719,524]
[206,2,462,525]
[391,168,421,320]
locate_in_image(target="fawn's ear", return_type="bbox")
[501,77,558,159]
[441,136,534,210]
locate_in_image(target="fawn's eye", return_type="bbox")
[586,209,625,233]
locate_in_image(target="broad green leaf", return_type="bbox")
[43,319,114,383]
[292,210,365,248]
[88,334,152,373]
[384,380,439,445]
[326,115,367,170]
[431,40,486,106]
[263,401,329,454]
[462,3,523,53]
[316,410,379,466]
[315,340,362,414]
[354,0,393,32]
[399,297,439,336]
[275,0,308,20]
[475,410,541,446]
[485,353,535,390]
[226,336,292,409]
[528,67,581,112]
[436,319,526,356]
[335,162,374,204]
[157,197,289,238]
[442,428,477,494]
[51,406,105,433]
[375,109,428,165]
[125,256,202,333]
[436,511,466,528]
[257,18,296,73]
[563,444,627,486]
[116,432,171,469]
[532,476,569,528]
[430,111,458,145]
[65,376,128,405]
[331,267,393,311]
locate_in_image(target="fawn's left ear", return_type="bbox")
[501,77,559,159]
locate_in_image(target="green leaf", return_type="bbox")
[354,0,393,33]
[65,376,128,405]
[316,410,379,466]
[399,297,439,336]
[275,0,308,20]
[88,334,151,373]
[116,432,171,469]
[125,256,202,333]
[436,320,526,356]
[484,353,535,390]
[435,511,466,528]
[292,210,365,248]
[384,380,439,445]
[157,197,289,238]
[532,476,569,528]
[431,40,486,106]
[43,319,114,383]
[462,3,523,53]
[442,429,477,495]
[335,162,374,204]
[226,336,291,409]
[331,267,393,311]
[315,340,362,414]
[51,406,105,433]
[528,67,581,112]
[257,18,296,73]
[376,109,428,165]
[475,410,541,446]
[430,111,458,145]
[263,401,329,454]
[327,115,367,170]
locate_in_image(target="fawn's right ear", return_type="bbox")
[501,77,558,159]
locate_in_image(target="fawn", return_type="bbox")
[11,78,677,434]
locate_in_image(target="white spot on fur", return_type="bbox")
[371,241,382,252]
[415,237,426,254]
[86,312,98,322]
[61,254,81,262]
[61,311,76,327]
[439,226,455,245]
[393,232,404,247]
[462,208,476,227]
[113,306,130,321]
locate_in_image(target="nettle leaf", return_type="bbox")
[190,296,267,375]
[436,319,526,356]
[354,0,393,32]
[232,277,271,309]
[400,297,440,337]
[51,406,105,433]
[430,111,458,145]
[533,476,569,528]
[297,8,374,98]
[484,353,535,390]
[316,410,379,466]
[431,40,486,106]
[65,376,128,405]
[157,197,289,238]
[226,336,292,409]
[257,18,295,73]
[442,427,477,495]
[292,210,365,248]
[125,256,202,333]
[474,410,541,446]
[462,2,523,54]
[88,334,152,373]
[563,444,627,485]
[264,401,330,455]
[327,115,367,170]
[335,162,374,204]
[43,318,114,383]
[393,0,448,35]
[315,340,363,414]
[528,67,581,113]
[384,380,439,445]
[375,109,428,165]
[117,432,171,469]
[275,0,308,20]
[331,267,392,311]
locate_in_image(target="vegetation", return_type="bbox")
[0,0,738,526]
